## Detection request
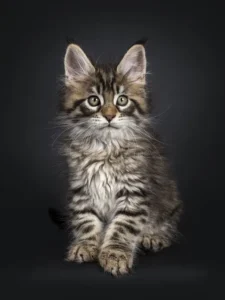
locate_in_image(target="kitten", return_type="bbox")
[56,41,182,276]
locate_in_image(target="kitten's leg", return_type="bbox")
[98,199,148,276]
[66,191,104,263]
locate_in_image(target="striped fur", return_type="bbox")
[57,42,182,276]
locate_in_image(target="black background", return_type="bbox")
[1,1,225,298]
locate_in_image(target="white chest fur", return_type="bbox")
[69,141,125,216]
[85,159,117,213]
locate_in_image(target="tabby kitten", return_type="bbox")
[57,41,182,276]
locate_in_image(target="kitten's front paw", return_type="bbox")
[140,234,171,252]
[66,242,98,263]
[98,247,133,276]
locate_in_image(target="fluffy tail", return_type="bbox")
[48,207,67,230]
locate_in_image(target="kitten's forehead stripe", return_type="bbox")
[96,67,116,93]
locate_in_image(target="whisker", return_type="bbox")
[51,127,72,147]
[150,104,172,119]
[131,124,169,146]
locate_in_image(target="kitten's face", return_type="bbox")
[60,43,149,141]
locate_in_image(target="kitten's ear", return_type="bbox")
[64,44,95,80]
[117,44,147,84]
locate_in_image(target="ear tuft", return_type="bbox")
[132,38,148,47]
[64,44,95,80]
[66,36,77,45]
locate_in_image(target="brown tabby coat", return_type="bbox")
[56,41,182,276]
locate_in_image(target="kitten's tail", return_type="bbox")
[48,207,67,230]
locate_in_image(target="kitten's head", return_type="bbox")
[59,41,150,141]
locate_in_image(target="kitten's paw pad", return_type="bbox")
[140,235,171,252]
[98,248,133,276]
[66,243,98,263]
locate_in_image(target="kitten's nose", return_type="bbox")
[104,114,116,122]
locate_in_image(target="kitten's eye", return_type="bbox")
[116,95,128,106]
[88,96,100,106]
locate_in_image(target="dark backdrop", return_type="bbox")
[1,1,224,298]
